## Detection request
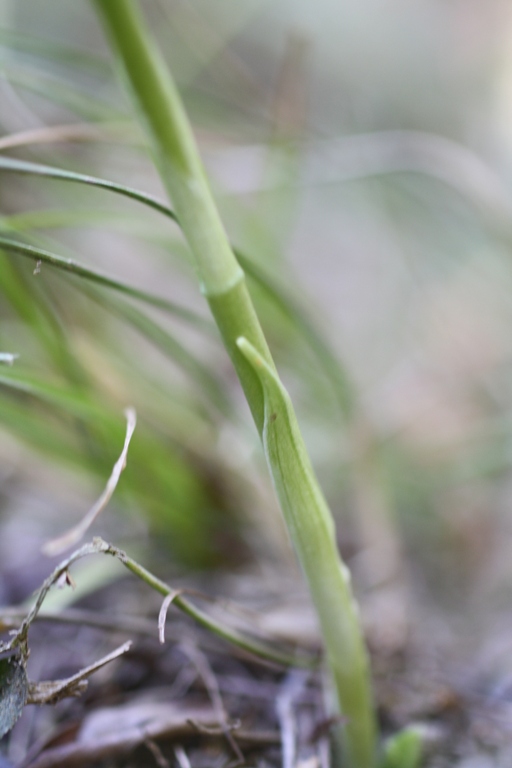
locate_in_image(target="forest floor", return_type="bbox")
[2,470,512,768]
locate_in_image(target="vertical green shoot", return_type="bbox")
[92,2,377,765]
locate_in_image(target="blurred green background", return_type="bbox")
[1,0,512,642]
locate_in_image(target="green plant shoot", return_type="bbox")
[91,1,377,765]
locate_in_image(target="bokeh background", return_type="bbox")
[2,0,512,680]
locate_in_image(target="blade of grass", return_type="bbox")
[0,156,178,221]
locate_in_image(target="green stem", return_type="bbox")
[100,540,314,669]
[92,2,377,765]
[5,539,314,669]
[93,0,241,296]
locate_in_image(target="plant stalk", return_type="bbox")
[92,2,377,765]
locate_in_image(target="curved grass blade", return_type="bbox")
[0,156,178,222]
[0,236,211,331]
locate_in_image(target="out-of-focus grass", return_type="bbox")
[1,0,512,617]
